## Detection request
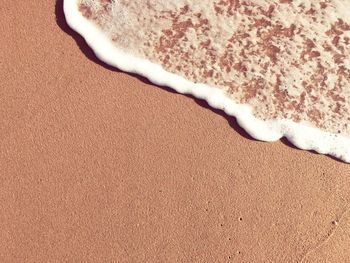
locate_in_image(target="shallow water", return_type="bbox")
[65,0,350,162]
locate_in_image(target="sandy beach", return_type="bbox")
[1,1,350,262]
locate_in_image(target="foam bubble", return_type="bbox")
[64,0,350,162]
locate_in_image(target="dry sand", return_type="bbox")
[1,1,350,262]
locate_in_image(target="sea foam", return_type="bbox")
[64,0,350,162]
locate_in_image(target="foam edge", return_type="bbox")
[63,0,350,163]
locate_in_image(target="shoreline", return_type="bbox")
[64,0,350,163]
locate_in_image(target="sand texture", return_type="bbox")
[1,1,350,262]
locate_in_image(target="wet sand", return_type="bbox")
[1,1,350,262]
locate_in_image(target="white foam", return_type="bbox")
[64,0,350,163]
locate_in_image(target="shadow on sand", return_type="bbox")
[55,0,343,163]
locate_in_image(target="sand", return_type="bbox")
[1,1,350,262]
